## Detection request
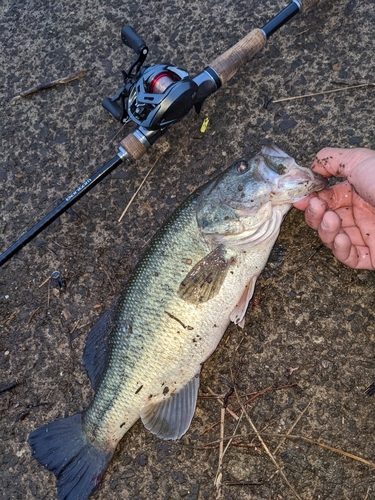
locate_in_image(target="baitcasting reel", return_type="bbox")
[102,26,200,130]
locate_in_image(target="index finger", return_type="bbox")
[311,147,375,206]
[311,148,362,177]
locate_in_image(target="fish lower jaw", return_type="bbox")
[290,182,327,202]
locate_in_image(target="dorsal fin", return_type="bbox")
[82,301,117,391]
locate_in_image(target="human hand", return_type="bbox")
[293,147,375,269]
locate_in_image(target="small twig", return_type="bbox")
[12,70,87,101]
[39,276,51,288]
[202,434,246,447]
[68,319,81,348]
[102,123,126,152]
[47,281,51,308]
[242,383,298,407]
[69,319,81,336]
[197,440,254,450]
[2,311,17,325]
[278,434,375,469]
[200,388,275,400]
[273,83,374,104]
[70,321,93,343]
[226,441,254,449]
[226,480,263,486]
[214,389,244,499]
[118,156,161,222]
[293,244,323,275]
[219,407,225,462]
[28,306,41,324]
[215,406,226,498]
[222,412,244,458]
[273,402,311,454]
[240,385,275,407]
[100,266,116,294]
[0,380,18,394]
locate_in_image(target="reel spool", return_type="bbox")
[126,64,198,130]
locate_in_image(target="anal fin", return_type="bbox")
[140,372,200,440]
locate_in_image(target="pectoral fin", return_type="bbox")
[178,245,234,304]
[140,372,200,440]
[230,276,257,328]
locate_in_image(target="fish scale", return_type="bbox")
[28,145,327,500]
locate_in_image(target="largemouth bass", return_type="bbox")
[29,145,327,499]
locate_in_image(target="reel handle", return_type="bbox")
[121,25,147,55]
[102,97,123,122]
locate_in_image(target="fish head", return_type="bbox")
[196,145,327,244]
[251,145,328,204]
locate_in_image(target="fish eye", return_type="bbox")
[236,160,249,174]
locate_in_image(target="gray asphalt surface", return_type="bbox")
[1,1,375,499]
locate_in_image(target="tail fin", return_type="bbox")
[28,414,113,500]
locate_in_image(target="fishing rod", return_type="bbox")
[0,0,319,268]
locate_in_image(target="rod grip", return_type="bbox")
[120,133,147,161]
[298,0,320,13]
[209,28,266,86]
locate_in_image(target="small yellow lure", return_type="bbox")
[200,117,209,133]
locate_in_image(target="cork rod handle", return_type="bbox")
[209,0,320,86]
[120,133,147,161]
[209,28,266,87]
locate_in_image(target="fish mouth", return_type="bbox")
[256,146,327,193]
